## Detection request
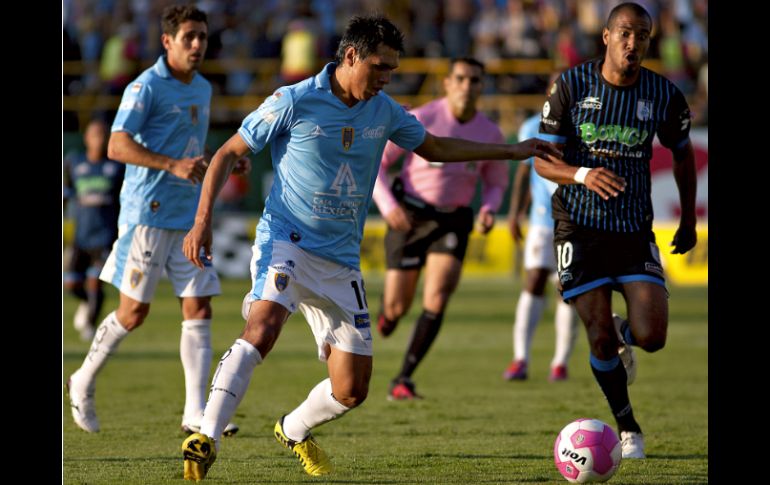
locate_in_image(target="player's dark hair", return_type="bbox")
[449,57,485,74]
[606,2,652,29]
[335,14,405,64]
[161,5,208,37]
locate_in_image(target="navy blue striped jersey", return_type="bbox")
[538,58,691,232]
[64,153,125,249]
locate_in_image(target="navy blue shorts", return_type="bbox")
[553,219,666,301]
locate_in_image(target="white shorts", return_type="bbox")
[524,224,557,271]
[242,240,372,361]
[100,224,221,303]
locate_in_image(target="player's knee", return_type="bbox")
[183,305,211,320]
[334,386,368,408]
[425,292,451,313]
[635,331,666,353]
[117,304,150,330]
[586,328,620,359]
[384,300,408,320]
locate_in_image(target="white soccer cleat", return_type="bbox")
[613,314,637,385]
[66,372,99,433]
[73,302,95,341]
[620,431,645,458]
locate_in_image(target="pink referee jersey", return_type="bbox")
[373,98,509,217]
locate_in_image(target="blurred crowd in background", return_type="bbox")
[63,0,707,130]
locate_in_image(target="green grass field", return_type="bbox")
[63,276,707,484]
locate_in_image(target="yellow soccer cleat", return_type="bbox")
[182,433,217,481]
[274,416,332,476]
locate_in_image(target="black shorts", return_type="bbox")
[66,246,110,280]
[553,219,666,301]
[384,197,474,270]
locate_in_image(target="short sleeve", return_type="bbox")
[238,88,295,153]
[657,85,691,150]
[112,81,152,136]
[538,73,571,144]
[386,98,426,151]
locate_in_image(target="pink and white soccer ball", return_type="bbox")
[553,418,622,483]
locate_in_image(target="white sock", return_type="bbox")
[180,319,212,424]
[513,292,545,362]
[282,378,350,442]
[200,339,262,440]
[71,311,129,392]
[551,300,579,367]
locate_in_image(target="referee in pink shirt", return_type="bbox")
[373,57,510,400]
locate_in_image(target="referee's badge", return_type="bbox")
[274,273,290,292]
[342,127,354,151]
[636,100,653,121]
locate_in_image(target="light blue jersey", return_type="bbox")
[112,56,211,230]
[239,63,426,270]
[520,114,558,228]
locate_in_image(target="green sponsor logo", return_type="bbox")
[75,176,112,195]
[579,123,649,147]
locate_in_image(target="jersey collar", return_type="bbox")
[314,62,337,92]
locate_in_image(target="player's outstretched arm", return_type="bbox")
[413,132,562,164]
[108,131,208,183]
[184,133,252,269]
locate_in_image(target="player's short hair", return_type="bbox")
[449,57,485,74]
[606,2,652,29]
[161,5,208,37]
[335,14,405,63]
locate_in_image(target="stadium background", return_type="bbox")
[63,0,708,284]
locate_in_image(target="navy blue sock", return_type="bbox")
[619,319,637,346]
[590,354,641,433]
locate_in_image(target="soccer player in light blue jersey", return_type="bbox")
[179,14,561,481]
[503,110,578,383]
[66,5,246,437]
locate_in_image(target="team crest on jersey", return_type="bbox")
[190,105,199,125]
[274,273,290,292]
[150,200,160,212]
[636,99,653,121]
[130,269,143,288]
[342,127,354,151]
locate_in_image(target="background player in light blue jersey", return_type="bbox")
[503,110,578,382]
[67,5,246,437]
[179,14,561,481]
[64,118,125,342]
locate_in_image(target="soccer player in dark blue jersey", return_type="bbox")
[534,2,697,459]
[64,119,124,342]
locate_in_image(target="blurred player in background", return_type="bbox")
[64,118,124,342]
[373,57,509,400]
[66,5,247,437]
[502,76,578,383]
[179,14,560,481]
[534,2,697,459]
